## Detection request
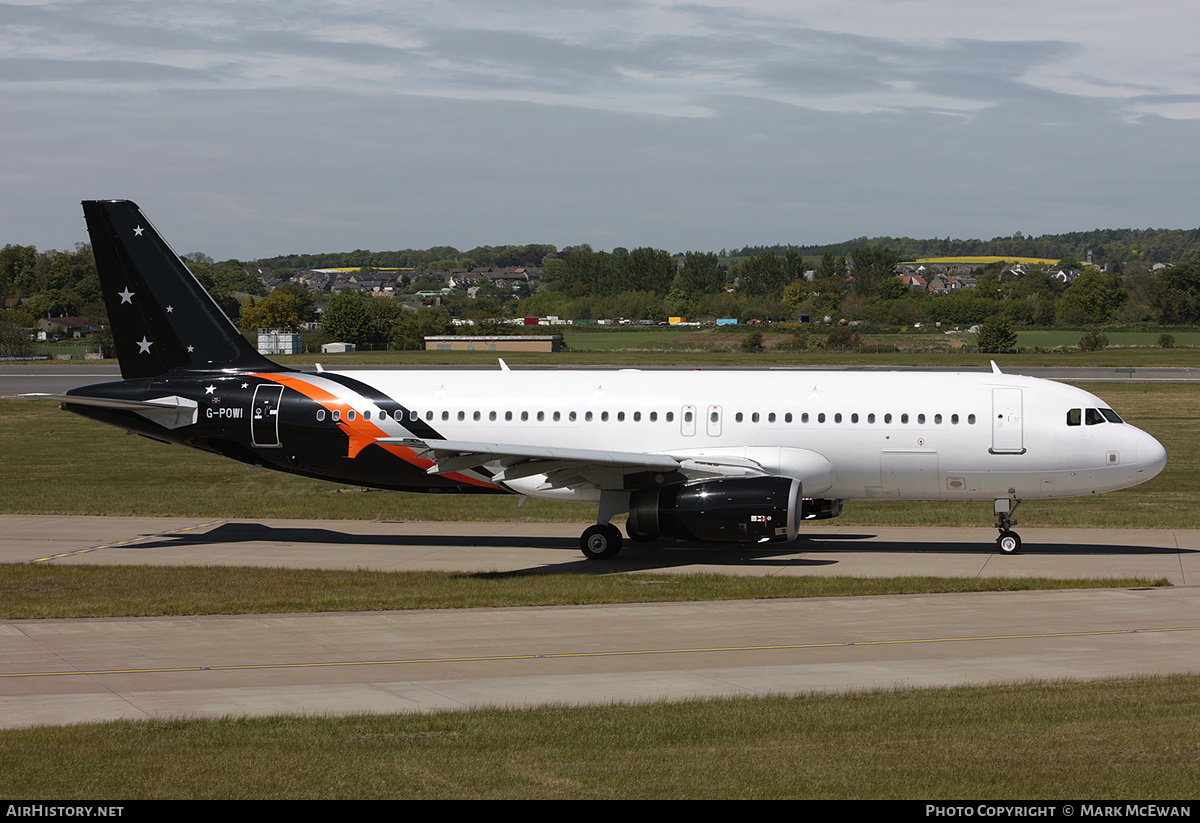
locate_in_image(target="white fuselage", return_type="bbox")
[319,367,1167,504]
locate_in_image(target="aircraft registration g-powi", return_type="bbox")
[30,200,1168,559]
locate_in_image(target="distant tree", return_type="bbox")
[849,247,897,295]
[1077,331,1109,352]
[320,293,372,346]
[469,298,514,335]
[239,288,313,333]
[873,276,909,301]
[391,307,453,350]
[976,314,1017,353]
[1157,333,1176,348]
[741,330,764,353]
[824,326,860,352]
[1056,269,1120,325]
[674,251,725,294]
[0,310,33,358]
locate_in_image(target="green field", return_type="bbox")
[3,677,1197,799]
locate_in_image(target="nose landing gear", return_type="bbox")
[994,499,1021,554]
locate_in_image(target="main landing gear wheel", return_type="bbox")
[581,523,623,560]
[997,530,1022,555]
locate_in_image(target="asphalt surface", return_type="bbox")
[2,515,1198,729]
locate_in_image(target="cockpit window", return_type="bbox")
[1085,408,1105,426]
[1100,408,1124,423]
[1067,409,1081,427]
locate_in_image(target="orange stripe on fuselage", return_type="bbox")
[251,373,497,490]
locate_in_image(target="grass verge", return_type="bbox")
[0,565,1168,619]
[2,676,1197,798]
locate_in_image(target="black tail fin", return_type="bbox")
[84,199,282,379]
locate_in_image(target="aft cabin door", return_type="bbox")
[991,388,1024,454]
[251,384,284,448]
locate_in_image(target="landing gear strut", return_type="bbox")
[994,499,1021,555]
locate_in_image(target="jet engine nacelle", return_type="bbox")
[628,476,801,543]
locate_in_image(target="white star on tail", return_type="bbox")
[133,226,144,236]
[136,337,153,354]
[118,288,134,304]
[205,385,216,395]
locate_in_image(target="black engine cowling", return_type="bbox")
[628,476,801,543]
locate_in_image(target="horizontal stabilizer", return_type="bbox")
[20,393,199,429]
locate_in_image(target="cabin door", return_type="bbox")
[251,384,284,448]
[991,388,1024,454]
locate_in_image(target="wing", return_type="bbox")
[377,436,772,491]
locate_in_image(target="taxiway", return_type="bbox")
[1,515,1198,729]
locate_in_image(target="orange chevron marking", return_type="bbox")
[251,373,497,490]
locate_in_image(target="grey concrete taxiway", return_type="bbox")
[2,515,1199,729]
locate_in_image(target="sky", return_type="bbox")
[3,0,1199,261]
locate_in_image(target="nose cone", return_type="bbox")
[1135,430,1168,483]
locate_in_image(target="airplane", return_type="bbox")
[28,200,1168,560]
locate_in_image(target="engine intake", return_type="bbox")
[628,476,801,543]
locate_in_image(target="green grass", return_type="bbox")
[1014,330,1200,348]
[2,676,1197,798]
[0,565,1165,619]
[2,381,1193,528]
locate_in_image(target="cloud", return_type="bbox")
[1,0,1198,257]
